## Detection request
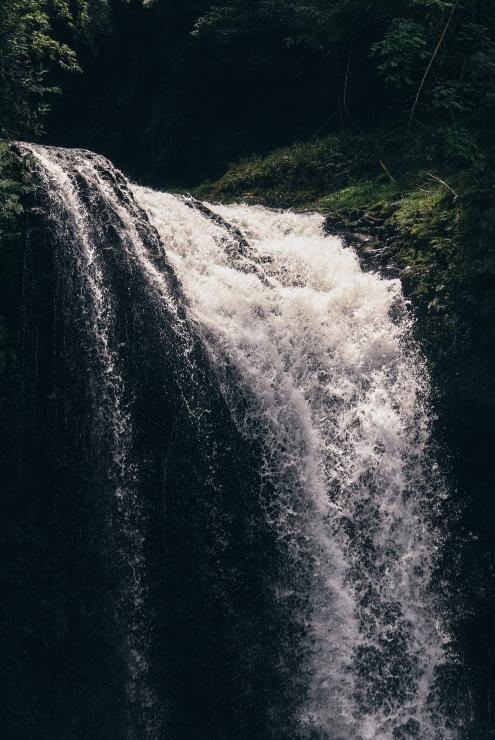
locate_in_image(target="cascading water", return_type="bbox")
[134,189,461,740]
[20,143,166,737]
[15,143,463,740]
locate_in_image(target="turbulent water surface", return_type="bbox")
[136,188,459,739]
[19,144,461,739]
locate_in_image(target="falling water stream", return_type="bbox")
[135,189,459,740]
[19,144,461,739]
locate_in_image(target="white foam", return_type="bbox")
[135,187,460,739]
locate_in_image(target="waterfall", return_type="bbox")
[134,190,460,740]
[20,143,170,737]
[17,144,462,739]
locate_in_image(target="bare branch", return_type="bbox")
[343,46,358,130]
[425,171,459,197]
[407,0,459,137]
[379,159,396,183]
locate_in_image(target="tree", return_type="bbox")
[0,0,109,139]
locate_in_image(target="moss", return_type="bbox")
[196,131,410,208]
[0,142,31,460]
[316,180,403,211]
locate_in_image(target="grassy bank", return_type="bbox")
[195,131,494,423]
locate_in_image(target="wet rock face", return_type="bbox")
[2,146,293,740]
[1,192,128,739]
[323,211,404,281]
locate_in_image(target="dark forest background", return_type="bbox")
[1,0,494,185]
[1,0,495,736]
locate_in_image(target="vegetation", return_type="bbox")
[0,0,110,140]
[2,0,495,181]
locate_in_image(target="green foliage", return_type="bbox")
[192,2,338,48]
[371,20,429,89]
[193,0,393,50]
[192,0,495,140]
[0,0,110,139]
[0,0,73,137]
[0,143,31,401]
[0,144,31,236]
[371,1,495,126]
[199,131,407,207]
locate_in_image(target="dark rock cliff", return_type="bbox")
[0,150,301,740]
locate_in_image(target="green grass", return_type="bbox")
[195,131,403,208]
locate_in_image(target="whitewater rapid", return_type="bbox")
[134,188,459,739]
